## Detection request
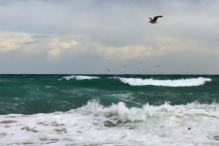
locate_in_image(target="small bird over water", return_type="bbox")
[149,16,163,24]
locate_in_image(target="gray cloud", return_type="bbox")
[0,0,219,74]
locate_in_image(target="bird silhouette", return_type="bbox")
[149,16,163,24]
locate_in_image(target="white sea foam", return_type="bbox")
[61,75,99,81]
[1,101,219,145]
[119,77,211,87]
[45,86,52,88]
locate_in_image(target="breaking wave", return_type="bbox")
[61,75,100,80]
[76,100,219,122]
[1,101,219,145]
[119,77,211,87]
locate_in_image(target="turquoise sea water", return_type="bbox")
[0,74,219,145]
[0,74,217,114]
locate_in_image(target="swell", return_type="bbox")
[60,75,213,87]
[0,74,215,88]
[0,75,219,115]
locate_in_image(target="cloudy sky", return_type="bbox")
[0,0,219,74]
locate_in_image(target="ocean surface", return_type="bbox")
[0,74,219,146]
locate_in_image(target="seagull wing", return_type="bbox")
[154,16,163,22]
[149,17,153,21]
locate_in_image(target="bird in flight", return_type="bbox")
[123,65,127,68]
[106,69,110,72]
[149,16,163,24]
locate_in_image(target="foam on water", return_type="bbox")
[61,75,99,81]
[1,101,219,146]
[119,77,211,87]
[45,86,52,88]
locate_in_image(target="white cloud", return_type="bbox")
[47,38,79,58]
[48,48,60,58]
[0,31,32,51]
[0,31,82,59]
[94,35,217,61]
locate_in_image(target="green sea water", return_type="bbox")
[0,74,217,115]
[1,74,219,145]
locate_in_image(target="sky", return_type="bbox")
[0,0,219,74]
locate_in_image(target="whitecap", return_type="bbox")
[61,75,100,81]
[45,86,52,88]
[118,77,211,87]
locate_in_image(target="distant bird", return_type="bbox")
[123,65,127,68]
[106,69,110,72]
[155,65,161,67]
[149,16,163,24]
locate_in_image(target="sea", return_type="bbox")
[0,74,219,146]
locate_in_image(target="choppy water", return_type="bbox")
[0,74,219,146]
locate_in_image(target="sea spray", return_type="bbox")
[1,101,219,145]
[1,74,219,145]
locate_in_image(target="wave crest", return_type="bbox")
[75,100,219,123]
[119,77,211,87]
[61,75,99,80]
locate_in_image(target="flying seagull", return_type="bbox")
[106,69,110,72]
[149,16,163,24]
[123,65,127,68]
